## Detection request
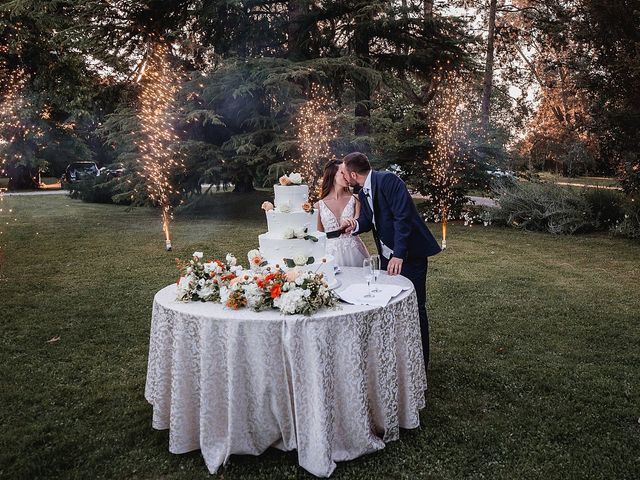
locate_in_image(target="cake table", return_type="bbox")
[145,268,427,477]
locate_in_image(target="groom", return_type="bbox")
[339,152,441,368]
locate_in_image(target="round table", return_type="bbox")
[145,267,427,477]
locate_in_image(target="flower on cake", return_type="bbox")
[279,175,292,186]
[279,172,303,186]
[288,172,303,185]
[302,202,313,213]
[261,201,274,211]
[277,202,292,213]
[293,254,308,266]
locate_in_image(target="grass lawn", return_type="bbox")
[1,193,639,479]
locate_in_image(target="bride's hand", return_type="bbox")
[340,218,357,233]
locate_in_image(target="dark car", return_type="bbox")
[99,163,126,179]
[61,162,100,186]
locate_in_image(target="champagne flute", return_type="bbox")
[370,254,381,293]
[363,258,374,298]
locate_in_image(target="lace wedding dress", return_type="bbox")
[319,196,370,267]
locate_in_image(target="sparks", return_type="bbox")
[424,71,472,250]
[135,43,183,251]
[294,84,337,199]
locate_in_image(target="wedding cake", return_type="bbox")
[258,174,337,287]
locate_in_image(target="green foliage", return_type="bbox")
[612,197,640,241]
[489,180,595,234]
[582,188,626,231]
[68,175,132,205]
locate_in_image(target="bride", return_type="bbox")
[315,159,369,267]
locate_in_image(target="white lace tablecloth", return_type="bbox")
[144,268,427,477]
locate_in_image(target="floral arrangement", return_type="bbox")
[279,172,303,186]
[176,251,338,315]
[175,252,243,302]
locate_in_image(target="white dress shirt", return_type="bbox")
[355,171,394,259]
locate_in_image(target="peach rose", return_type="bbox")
[279,175,292,186]
[302,202,312,213]
[285,270,298,282]
[261,201,274,211]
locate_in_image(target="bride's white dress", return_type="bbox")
[319,196,370,267]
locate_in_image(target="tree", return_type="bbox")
[480,0,497,133]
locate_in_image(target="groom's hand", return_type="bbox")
[387,257,403,276]
[340,218,357,234]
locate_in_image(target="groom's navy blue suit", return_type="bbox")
[354,170,441,367]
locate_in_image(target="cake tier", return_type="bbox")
[266,210,318,236]
[274,184,309,212]
[258,232,327,266]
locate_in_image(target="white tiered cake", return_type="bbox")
[258,181,337,287]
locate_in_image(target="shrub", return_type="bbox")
[69,176,131,205]
[582,188,625,231]
[489,180,594,234]
[612,197,640,241]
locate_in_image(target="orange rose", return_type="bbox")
[279,175,292,186]
[270,283,282,299]
[261,201,274,211]
[302,202,312,213]
[252,255,263,265]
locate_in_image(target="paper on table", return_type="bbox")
[336,283,407,307]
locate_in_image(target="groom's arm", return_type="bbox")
[352,206,373,235]
[383,174,413,260]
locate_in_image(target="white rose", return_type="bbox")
[197,284,214,299]
[193,251,204,259]
[294,227,307,239]
[293,255,308,266]
[225,253,237,266]
[219,286,230,304]
[289,172,303,185]
[278,203,291,213]
[283,227,295,239]
[178,277,191,290]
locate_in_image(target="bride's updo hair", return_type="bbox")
[319,158,347,200]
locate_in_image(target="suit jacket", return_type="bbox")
[355,170,441,260]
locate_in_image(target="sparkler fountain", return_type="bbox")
[135,43,183,251]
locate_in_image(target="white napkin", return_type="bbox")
[336,283,408,307]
